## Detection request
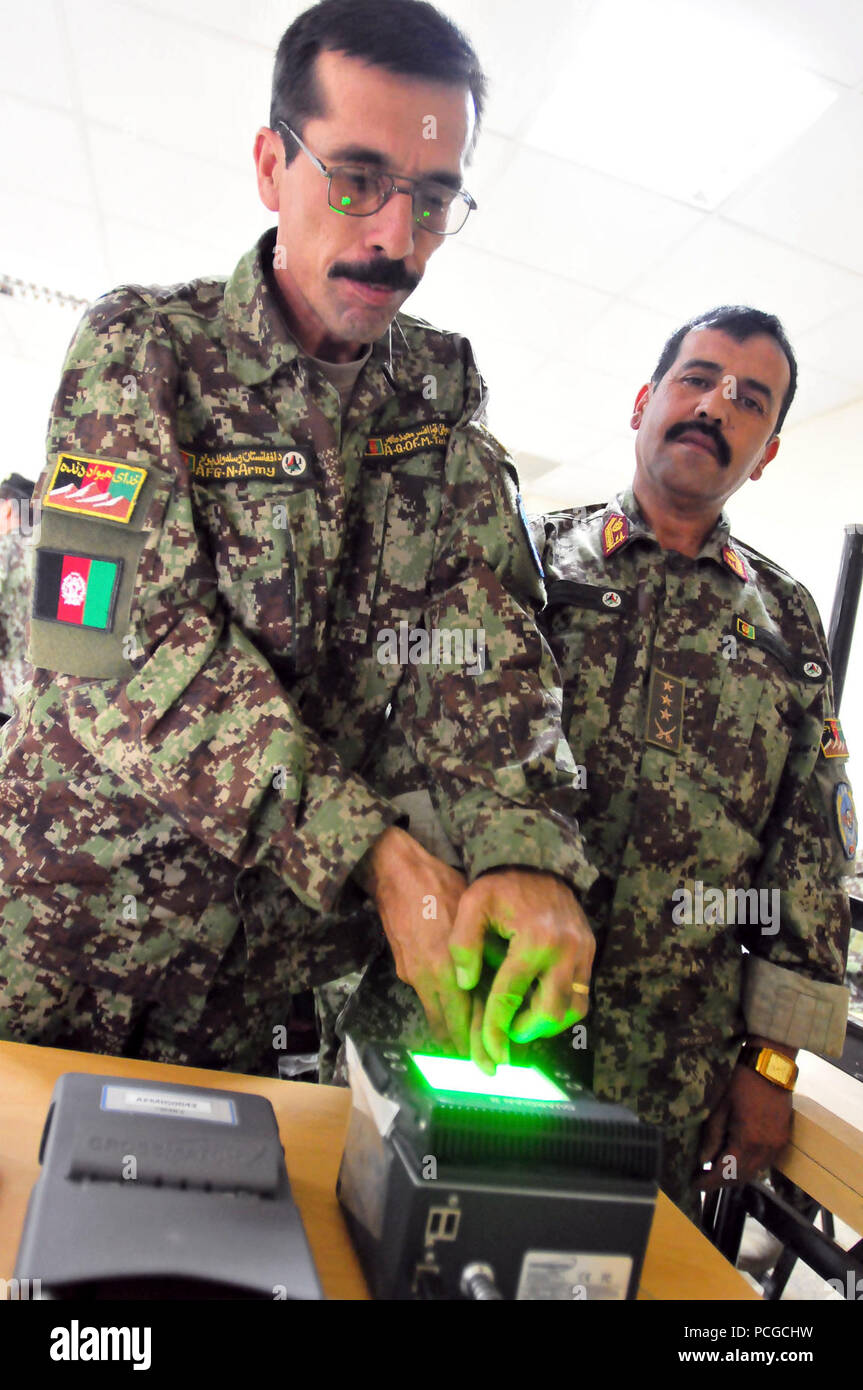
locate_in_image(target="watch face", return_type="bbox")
[764,1053,794,1085]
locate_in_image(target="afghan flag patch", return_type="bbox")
[34,549,123,631]
[44,454,147,524]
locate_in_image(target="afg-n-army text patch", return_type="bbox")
[181,449,311,482]
[43,454,148,525]
[33,549,123,632]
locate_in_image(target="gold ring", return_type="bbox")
[570,981,590,996]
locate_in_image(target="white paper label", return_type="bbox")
[516,1251,632,1301]
[100,1085,237,1125]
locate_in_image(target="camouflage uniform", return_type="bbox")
[533,489,853,1207]
[0,227,591,1072]
[0,490,34,721]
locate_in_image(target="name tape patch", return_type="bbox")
[182,449,312,482]
[365,420,451,459]
[44,454,147,525]
[33,549,123,632]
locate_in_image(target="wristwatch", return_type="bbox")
[738,1043,798,1091]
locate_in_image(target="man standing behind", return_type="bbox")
[0,0,593,1071]
[535,307,853,1215]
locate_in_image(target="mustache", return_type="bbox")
[329,259,419,292]
[665,419,730,468]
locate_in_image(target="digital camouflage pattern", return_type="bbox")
[0,511,33,718]
[0,227,591,1058]
[532,489,852,1142]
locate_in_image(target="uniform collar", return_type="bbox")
[600,487,748,581]
[221,226,399,402]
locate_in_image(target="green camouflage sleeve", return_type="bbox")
[29,292,401,913]
[743,591,852,1055]
[394,403,597,895]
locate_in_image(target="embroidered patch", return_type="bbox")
[722,545,749,581]
[601,513,629,557]
[182,449,314,483]
[821,719,849,760]
[834,781,858,860]
[736,617,756,640]
[365,420,451,459]
[645,668,684,753]
[602,590,622,609]
[44,454,147,525]
[33,549,123,631]
[803,661,823,679]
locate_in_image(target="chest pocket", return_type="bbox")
[542,579,629,748]
[192,476,328,680]
[696,643,815,833]
[331,457,442,654]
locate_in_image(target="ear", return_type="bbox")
[631,383,651,431]
[254,127,282,213]
[750,434,780,482]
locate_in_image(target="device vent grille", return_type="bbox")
[428,1108,659,1179]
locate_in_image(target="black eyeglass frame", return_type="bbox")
[276,121,477,236]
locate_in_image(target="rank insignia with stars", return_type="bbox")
[602,513,629,557]
[645,668,684,753]
[821,718,849,759]
[722,545,749,581]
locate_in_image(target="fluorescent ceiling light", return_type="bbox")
[522,0,837,210]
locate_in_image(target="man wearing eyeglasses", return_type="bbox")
[0,0,594,1074]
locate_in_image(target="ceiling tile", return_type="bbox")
[461,146,703,293]
[67,1,273,168]
[0,0,73,108]
[721,91,863,275]
[408,240,610,361]
[102,217,236,289]
[521,0,837,212]
[629,218,863,340]
[88,126,264,256]
[0,187,109,298]
[0,94,91,207]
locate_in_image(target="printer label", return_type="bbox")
[516,1251,632,1301]
[100,1085,238,1126]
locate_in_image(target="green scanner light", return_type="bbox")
[410,1053,568,1103]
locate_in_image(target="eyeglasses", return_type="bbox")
[277,122,477,236]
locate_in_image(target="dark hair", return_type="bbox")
[270,0,486,164]
[0,473,35,502]
[651,305,798,435]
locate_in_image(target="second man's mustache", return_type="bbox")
[665,419,731,468]
[329,259,420,292]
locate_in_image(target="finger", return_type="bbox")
[510,963,588,1044]
[482,957,544,1064]
[470,995,496,1075]
[439,977,472,1059]
[449,885,496,992]
[414,981,450,1048]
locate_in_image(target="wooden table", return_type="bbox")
[774,1052,863,1232]
[0,1040,756,1301]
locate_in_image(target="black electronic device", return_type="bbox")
[337,1039,662,1301]
[13,1073,322,1299]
